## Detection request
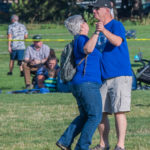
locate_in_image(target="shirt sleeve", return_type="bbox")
[7,25,12,35]
[24,46,30,59]
[77,36,89,54]
[44,45,50,58]
[112,21,126,40]
[23,25,28,35]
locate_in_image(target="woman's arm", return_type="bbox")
[83,32,99,54]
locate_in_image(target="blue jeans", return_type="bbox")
[57,82,102,150]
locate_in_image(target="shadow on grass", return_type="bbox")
[21,86,26,89]
[131,63,142,67]
[135,104,150,107]
[0,87,12,90]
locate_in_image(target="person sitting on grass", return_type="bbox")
[36,56,59,92]
[23,35,50,89]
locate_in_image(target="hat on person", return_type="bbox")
[90,0,111,9]
[32,35,42,40]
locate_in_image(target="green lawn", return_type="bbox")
[0,24,150,150]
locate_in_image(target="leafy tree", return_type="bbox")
[11,0,78,23]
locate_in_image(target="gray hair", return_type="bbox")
[64,15,84,36]
[11,15,19,21]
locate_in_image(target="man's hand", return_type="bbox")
[30,60,41,66]
[96,22,105,32]
[30,60,36,66]
[8,47,12,53]
[96,21,122,47]
[34,60,41,64]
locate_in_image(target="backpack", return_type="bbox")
[60,40,87,83]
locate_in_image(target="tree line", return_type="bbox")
[11,0,80,23]
[10,0,144,23]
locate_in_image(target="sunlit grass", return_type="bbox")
[0,24,150,150]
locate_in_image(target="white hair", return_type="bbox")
[11,15,19,21]
[110,8,114,18]
[64,15,84,36]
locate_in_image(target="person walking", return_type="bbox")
[85,0,132,150]
[56,15,103,150]
[7,14,28,76]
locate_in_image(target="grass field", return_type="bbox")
[0,23,150,150]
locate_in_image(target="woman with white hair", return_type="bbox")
[56,15,103,150]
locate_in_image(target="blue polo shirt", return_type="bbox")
[96,19,132,80]
[72,35,102,85]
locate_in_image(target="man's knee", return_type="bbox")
[23,62,29,69]
[18,60,22,66]
[114,112,126,115]
[10,60,14,64]
[23,63,32,75]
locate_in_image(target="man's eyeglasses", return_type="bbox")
[93,7,100,10]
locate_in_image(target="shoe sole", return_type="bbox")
[56,142,70,150]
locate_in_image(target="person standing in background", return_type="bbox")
[7,14,28,76]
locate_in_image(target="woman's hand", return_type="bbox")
[80,22,89,35]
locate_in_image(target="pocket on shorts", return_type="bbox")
[121,77,132,96]
[124,76,132,84]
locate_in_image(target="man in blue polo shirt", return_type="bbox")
[84,0,132,150]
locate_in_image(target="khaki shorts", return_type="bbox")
[100,76,132,114]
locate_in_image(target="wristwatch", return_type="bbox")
[94,31,99,35]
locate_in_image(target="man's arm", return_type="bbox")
[84,22,123,53]
[24,58,30,63]
[96,22,122,46]
[24,34,28,39]
[39,46,50,64]
[41,58,48,64]
[7,34,12,53]
[23,24,28,39]
[27,58,48,66]
[31,57,48,65]
[23,47,30,63]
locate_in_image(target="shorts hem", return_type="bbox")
[103,110,130,114]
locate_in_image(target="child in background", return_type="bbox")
[36,56,59,92]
